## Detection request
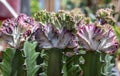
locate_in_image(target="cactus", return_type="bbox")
[0,48,24,76]
[23,41,40,76]
[0,14,40,76]
[34,10,79,76]
[80,52,116,76]
[47,49,62,76]
[0,9,119,76]
[76,9,119,75]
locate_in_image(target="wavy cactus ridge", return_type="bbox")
[34,23,78,49]
[0,14,38,49]
[77,23,118,54]
[23,41,40,76]
[80,51,117,76]
[0,48,25,76]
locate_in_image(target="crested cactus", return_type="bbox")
[77,10,119,75]
[34,11,78,76]
[0,8,119,76]
[0,14,38,48]
[0,14,40,76]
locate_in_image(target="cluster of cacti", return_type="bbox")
[0,8,119,76]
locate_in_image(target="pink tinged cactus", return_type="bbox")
[0,14,37,48]
[34,23,78,76]
[77,24,118,53]
[34,23,78,49]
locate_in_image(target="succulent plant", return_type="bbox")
[34,23,78,49]
[77,23,118,53]
[34,10,52,24]
[33,22,79,76]
[34,10,81,76]
[77,22,119,76]
[0,14,37,48]
[0,9,119,76]
[0,14,40,76]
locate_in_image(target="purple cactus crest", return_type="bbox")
[0,12,119,54]
[0,14,37,48]
[77,24,118,53]
[34,23,78,49]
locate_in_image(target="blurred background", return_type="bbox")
[0,0,120,21]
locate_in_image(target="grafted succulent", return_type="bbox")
[34,23,78,49]
[0,9,119,76]
[0,14,40,76]
[77,24,118,53]
[34,10,80,76]
[0,14,37,48]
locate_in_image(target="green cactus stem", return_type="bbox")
[80,51,115,76]
[0,48,25,76]
[47,48,62,76]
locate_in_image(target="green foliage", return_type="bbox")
[113,26,120,41]
[103,0,112,4]
[62,54,82,76]
[55,11,76,31]
[34,10,52,24]
[47,49,62,76]
[30,0,40,16]
[62,51,117,76]
[101,54,115,76]
[0,41,40,76]
[0,48,24,76]
[23,41,40,76]
[34,10,79,33]
[113,26,120,54]
[62,50,86,76]
[0,48,15,76]
[80,52,115,76]
[39,50,48,76]
[81,52,102,76]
